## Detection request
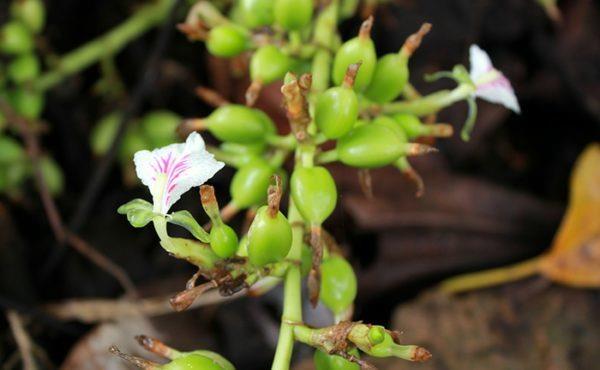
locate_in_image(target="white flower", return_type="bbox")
[134,132,224,214]
[469,44,521,113]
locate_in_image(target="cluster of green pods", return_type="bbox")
[0,0,46,121]
[0,0,63,197]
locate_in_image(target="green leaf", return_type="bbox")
[168,210,210,242]
[117,198,155,228]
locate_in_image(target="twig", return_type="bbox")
[64,231,137,295]
[0,100,137,295]
[194,86,230,107]
[6,310,38,370]
[43,289,245,324]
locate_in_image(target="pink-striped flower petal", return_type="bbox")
[134,132,224,214]
[469,45,521,113]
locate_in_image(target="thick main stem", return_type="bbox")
[32,0,175,91]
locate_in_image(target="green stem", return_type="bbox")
[372,83,474,117]
[316,149,338,164]
[32,0,175,92]
[271,199,304,370]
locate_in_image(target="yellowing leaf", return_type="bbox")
[539,144,600,287]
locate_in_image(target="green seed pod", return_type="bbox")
[90,113,121,156]
[364,53,409,103]
[230,159,274,209]
[7,53,40,83]
[332,17,376,91]
[185,350,235,370]
[207,24,250,58]
[337,124,403,168]
[119,126,150,162]
[210,223,239,258]
[10,0,45,33]
[396,113,427,139]
[240,0,274,28]
[247,205,292,266]
[220,142,266,167]
[0,21,34,55]
[4,161,28,190]
[250,45,290,84]
[221,142,267,156]
[371,116,408,142]
[163,353,230,370]
[7,88,44,119]
[274,0,313,31]
[393,113,453,139]
[140,110,180,147]
[0,135,26,164]
[320,256,357,314]
[203,105,274,143]
[314,63,359,139]
[290,166,337,225]
[314,349,360,370]
[39,155,64,196]
[236,235,249,257]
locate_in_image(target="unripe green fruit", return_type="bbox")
[392,113,423,139]
[274,0,313,31]
[8,88,44,119]
[186,350,235,370]
[0,21,34,55]
[314,349,360,370]
[314,87,358,139]
[290,166,337,224]
[240,0,274,28]
[120,126,150,162]
[320,256,357,314]
[236,235,249,257]
[337,124,404,168]
[364,53,409,103]
[140,110,180,147]
[250,45,290,84]
[4,161,28,189]
[207,24,249,58]
[230,159,274,208]
[0,135,26,164]
[332,36,376,91]
[90,113,121,156]
[221,142,266,156]
[220,142,266,167]
[206,105,274,143]
[247,205,292,266]
[11,0,45,33]
[371,116,407,142]
[7,53,40,83]
[210,223,239,258]
[162,353,227,370]
[39,155,64,196]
